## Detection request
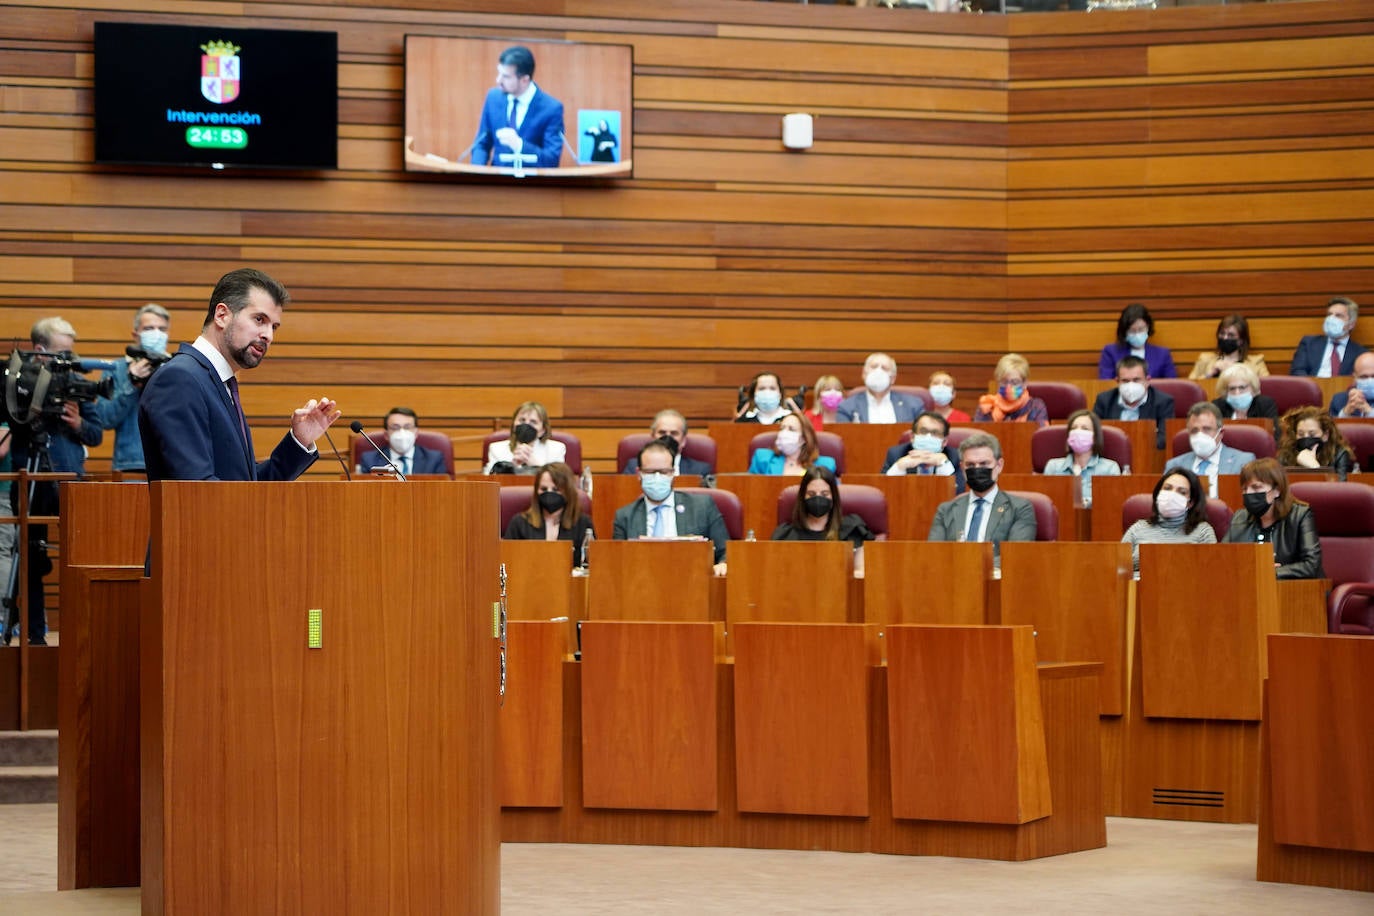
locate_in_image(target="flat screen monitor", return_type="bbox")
[404,35,633,179]
[93,22,337,170]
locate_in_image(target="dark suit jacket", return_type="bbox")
[1289,334,1368,377]
[835,391,924,424]
[139,345,316,482]
[361,443,447,475]
[611,490,728,563]
[503,512,595,564]
[928,489,1037,544]
[1092,386,1175,448]
[880,442,966,493]
[1210,394,1279,423]
[1329,390,1373,417]
[622,454,714,480]
[473,86,565,169]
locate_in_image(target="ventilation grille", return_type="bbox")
[1152,787,1224,808]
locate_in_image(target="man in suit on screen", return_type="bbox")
[471,45,565,170]
[139,267,340,482]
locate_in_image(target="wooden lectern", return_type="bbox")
[142,482,500,915]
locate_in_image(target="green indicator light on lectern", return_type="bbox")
[186,126,249,150]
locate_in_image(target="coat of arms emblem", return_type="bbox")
[201,40,241,104]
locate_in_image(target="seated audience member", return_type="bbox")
[621,409,712,479]
[612,440,729,575]
[1329,350,1374,417]
[748,413,836,476]
[360,407,447,475]
[1164,402,1257,497]
[928,432,1036,545]
[1223,458,1324,580]
[502,461,594,562]
[1189,314,1269,380]
[927,371,971,423]
[1289,296,1366,378]
[803,374,846,429]
[735,371,795,425]
[1092,355,1174,449]
[771,466,874,549]
[973,353,1049,427]
[836,352,924,423]
[1211,363,1278,427]
[1121,468,1217,572]
[882,411,967,493]
[1097,302,1177,380]
[486,401,566,474]
[1042,409,1122,504]
[1276,406,1357,480]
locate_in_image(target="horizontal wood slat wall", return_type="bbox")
[0,0,1370,474]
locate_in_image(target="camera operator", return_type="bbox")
[90,303,171,474]
[2,317,103,646]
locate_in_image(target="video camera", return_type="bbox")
[2,349,115,427]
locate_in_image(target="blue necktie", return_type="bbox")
[967,497,985,542]
[506,96,519,128]
[226,376,248,445]
[1198,458,1211,476]
[652,504,666,537]
[400,455,410,476]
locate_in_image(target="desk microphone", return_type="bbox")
[349,420,406,480]
[323,427,351,481]
[457,130,487,164]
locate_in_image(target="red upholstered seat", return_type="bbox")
[1148,379,1208,419]
[776,484,888,539]
[1170,425,1276,460]
[1328,583,1374,635]
[1289,482,1374,588]
[616,433,718,473]
[1005,490,1058,541]
[946,427,979,451]
[1030,424,1133,473]
[1335,422,1373,473]
[1025,382,1087,421]
[1121,493,1232,537]
[677,486,744,541]
[1259,375,1324,415]
[748,431,847,476]
[350,430,455,476]
[482,430,583,474]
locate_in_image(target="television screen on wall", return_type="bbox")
[404,35,633,178]
[93,22,337,170]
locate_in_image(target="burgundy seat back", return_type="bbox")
[946,427,979,451]
[748,430,846,475]
[482,430,582,474]
[843,384,931,411]
[1335,421,1373,473]
[1004,490,1058,541]
[1290,481,1374,587]
[1148,379,1208,418]
[498,486,591,534]
[776,484,888,538]
[1259,375,1324,414]
[1025,382,1087,421]
[1031,424,1133,473]
[1121,493,1231,537]
[1170,425,1276,460]
[351,430,455,475]
[1328,583,1374,635]
[677,486,744,541]
[617,432,718,473]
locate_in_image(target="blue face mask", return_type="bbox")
[911,433,943,453]
[753,389,781,412]
[1226,392,1254,413]
[1324,315,1349,340]
[1125,331,1148,349]
[641,472,673,503]
[1356,378,1374,400]
[139,328,169,355]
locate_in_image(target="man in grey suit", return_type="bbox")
[1163,401,1257,497]
[612,440,729,575]
[836,352,925,423]
[928,432,1037,546]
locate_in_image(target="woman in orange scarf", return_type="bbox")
[973,353,1049,427]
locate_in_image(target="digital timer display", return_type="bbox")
[186,127,248,149]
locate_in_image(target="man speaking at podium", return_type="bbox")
[471,45,565,170]
[139,268,340,482]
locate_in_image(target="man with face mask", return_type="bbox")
[620,409,714,479]
[927,433,1036,545]
[359,407,449,476]
[1163,402,1256,496]
[1330,351,1374,417]
[835,353,924,424]
[881,411,966,493]
[1092,356,1175,450]
[1289,296,1366,378]
[90,303,171,473]
[612,440,729,575]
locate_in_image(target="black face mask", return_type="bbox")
[965,466,995,493]
[1242,491,1272,518]
[803,495,833,518]
[1295,436,1322,453]
[514,422,538,444]
[537,491,567,513]
[1216,337,1241,354]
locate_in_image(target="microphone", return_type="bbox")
[323,428,351,481]
[458,130,487,164]
[349,420,406,480]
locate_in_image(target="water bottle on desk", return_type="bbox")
[579,464,593,497]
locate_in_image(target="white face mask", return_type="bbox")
[774,428,802,457]
[388,428,417,456]
[1324,314,1349,340]
[865,368,891,395]
[1118,381,1146,405]
[1189,431,1220,460]
[911,433,943,453]
[928,384,954,407]
[1156,489,1189,519]
[1126,331,1149,349]
[139,328,169,355]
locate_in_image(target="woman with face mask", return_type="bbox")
[803,374,846,430]
[486,401,567,474]
[973,353,1049,427]
[771,466,873,549]
[926,371,971,423]
[748,413,836,476]
[1210,363,1278,427]
[1097,303,1178,380]
[734,371,795,425]
[1041,409,1121,505]
[1189,314,1269,380]
[1121,468,1217,572]
[1277,406,1357,480]
[503,462,593,561]
[1224,458,1324,579]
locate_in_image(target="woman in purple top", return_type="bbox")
[1097,303,1178,380]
